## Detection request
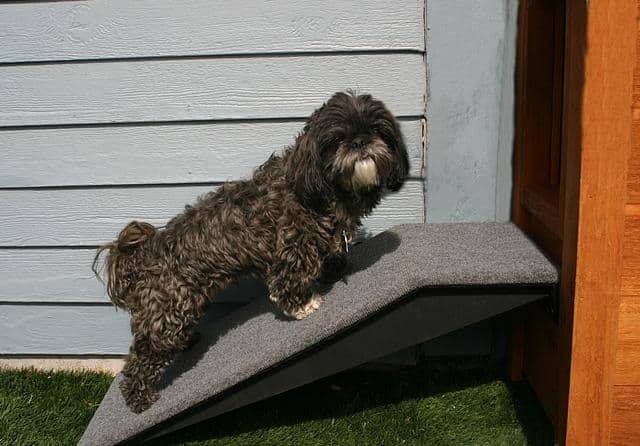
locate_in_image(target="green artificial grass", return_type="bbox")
[0,368,112,446]
[0,364,553,446]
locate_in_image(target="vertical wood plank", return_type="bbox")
[628,5,640,203]
[512,0,566,262]
[610,3,640,445]
[559,1,636,445]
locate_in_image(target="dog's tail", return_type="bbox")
[92,221,157,310]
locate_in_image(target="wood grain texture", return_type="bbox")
[0,120,424,187]
[622,215,640,294]
[513,3,566,429]
[0,181,424,246]
[0,249,267,304]
[611,386,640,446]
[560,1,636,445]
[0,303,242,354]
[0,54,425,127]
[609,6,640,445]
[614,296,640,386]
[629,108,640,203]
[0,0,424,63]
[511,0,565,258]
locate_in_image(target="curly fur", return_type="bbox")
[93,91,409,412]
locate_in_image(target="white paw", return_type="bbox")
[308,294,322,311]
[286,294,322,320]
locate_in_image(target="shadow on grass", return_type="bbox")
[148,363,553,446]
[505,378,555,446]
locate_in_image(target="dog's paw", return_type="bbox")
[284,294,322,320]
[127,391,159,413]
[119,378,159,413]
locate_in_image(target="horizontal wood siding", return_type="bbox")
[0,120,424,187]
[0,249,267,305]
[0,303,243,354]
[0,250,103,303]
[0,1,426,354]
[0,54,425,127]
[0,0,424,63]
[0,181,424,247]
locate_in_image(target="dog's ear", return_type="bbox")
[286,131,332,210]
[386,120,410,191]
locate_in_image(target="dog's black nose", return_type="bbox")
[350,137,368,150]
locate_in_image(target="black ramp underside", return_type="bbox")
[145,287,548,444]
[79,223,558,446]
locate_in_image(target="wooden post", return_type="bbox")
[558,1,636,444]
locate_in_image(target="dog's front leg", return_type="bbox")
[267,235,324,320]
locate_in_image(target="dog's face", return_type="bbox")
[286,92,409,209]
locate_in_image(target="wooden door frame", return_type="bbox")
[558,1,635,444]
[513,0,636,444]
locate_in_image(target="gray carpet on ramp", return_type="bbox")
[79,223,558,446]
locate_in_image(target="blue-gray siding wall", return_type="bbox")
[0,0,517,355]
[426,0,517,222]
[0,0,426,354]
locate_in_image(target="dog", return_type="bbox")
[93,91,409,412]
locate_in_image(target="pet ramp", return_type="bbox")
[79,223,558,445]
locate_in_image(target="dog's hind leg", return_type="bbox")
[119,331,165,412]
[119,284,206,412]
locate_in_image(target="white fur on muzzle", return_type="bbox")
[351,158,379,189]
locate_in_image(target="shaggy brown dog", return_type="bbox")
[93,92,409,412]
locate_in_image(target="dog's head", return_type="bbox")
[286,92,409,209]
